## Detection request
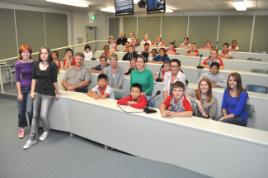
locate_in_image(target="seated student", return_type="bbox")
[108,36,117,53]
[125,57,136,75]
[141,43,150,62]
[188,77,217,119]
[153,48,170,63]
[148,48,158,62]
[200,40,213,50]
[152,36,165,47]
[101,45,114,59]
[130,55,154,98]
[160,81,192,118]
[116,32,127,46]
[124,41,131,52]
[179,37,191,49]
[220,43,231,59]
[103,54,125,98]
[51,50,61,70]
[63,48,75,70]
[218,72,248,126]
[83,44,93,60]
[166,42,177,55]
[62,52,91,93]
[122,45,138,61]
[140,33,152,46]
[155,60,171,81]
[187,43,199,56]
[229,40,239,51]
[91,55,109,73]
[127,32,138,46]
[87,73,114,99]
[163,59,186,100]
[117,83,148,109]
[199,62,225,88]
[202,49,224,69]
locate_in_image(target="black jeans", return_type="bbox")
[17,87,33,128]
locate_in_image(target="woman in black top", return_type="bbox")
[23,47,60,150]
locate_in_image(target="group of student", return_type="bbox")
[15,41,249,150]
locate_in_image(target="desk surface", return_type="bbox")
[61,91,268,147]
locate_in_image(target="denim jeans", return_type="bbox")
[29,93,54,140]
[17,87,33,128]
[221,117,247,126]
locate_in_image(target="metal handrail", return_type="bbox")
[0,40,107,94]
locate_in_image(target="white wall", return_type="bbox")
[70,10,110,51]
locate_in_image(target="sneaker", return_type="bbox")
[18,128,25,139]
[23,139,37,150]
[39,131,49,141]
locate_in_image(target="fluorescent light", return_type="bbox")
[233,1,247,11]
[46,0,91,8]
[134,0,139,4]
[100,6,115,13]
[166,5,174,13]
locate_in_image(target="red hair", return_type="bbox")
[195,77,213,102]
[18,44,32,60]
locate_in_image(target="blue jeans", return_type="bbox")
[17,87,33,128]
[29,93,54,140]
[221,117,247,126]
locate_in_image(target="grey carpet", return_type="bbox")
[0,96,211,178]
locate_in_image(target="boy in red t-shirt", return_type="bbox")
[160,81,192,118]
[117,83,147,109]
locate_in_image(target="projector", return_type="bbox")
[138,0,146,8]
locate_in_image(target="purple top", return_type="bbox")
[15,60,34,87]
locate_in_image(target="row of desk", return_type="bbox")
[86,59,268,88]
[58,67,268,132]
[94,51,268,74]
[116,46,268,62]
[48,91,268,178]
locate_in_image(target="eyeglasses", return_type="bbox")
[171,65,179,68]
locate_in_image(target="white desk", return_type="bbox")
[59,70,268,132]
[49,91,268,178]
[85,59,268,88]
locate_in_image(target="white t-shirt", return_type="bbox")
[91,84,114,99]
[83,51,93,60]
[163,71,186,93]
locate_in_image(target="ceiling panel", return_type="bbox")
[0,0,267,12]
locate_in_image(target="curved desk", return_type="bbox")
[49,91,268,178]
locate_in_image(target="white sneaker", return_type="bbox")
[39,131,49,141]
[23,140,37,150]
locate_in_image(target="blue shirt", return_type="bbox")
[221,89,249,123]
[153,55,170,62]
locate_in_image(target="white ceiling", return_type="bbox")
[0,0,267,12]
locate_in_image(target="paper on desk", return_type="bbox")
[117,104,144,113]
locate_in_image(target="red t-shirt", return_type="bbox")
[187,50,199,56]
[163,95,192,112]
[63,58,76,66]
[117,95,148,109]
[202,57,224,68]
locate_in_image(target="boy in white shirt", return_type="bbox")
[87,74,114,99]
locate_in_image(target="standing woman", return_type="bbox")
[188,77,217,119]
[15,44,34,138]
[23,47,60,149]
[219,72,248,126]
[130,55,154,104]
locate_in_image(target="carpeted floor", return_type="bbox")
[0,96,210,178]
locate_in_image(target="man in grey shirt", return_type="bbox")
[199,62,226,88]
[62,52,91,93]
[103,54,125,98]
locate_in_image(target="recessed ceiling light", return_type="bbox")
[46,0,91,8]
[100,6,115,13]
[233,0,247,11]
